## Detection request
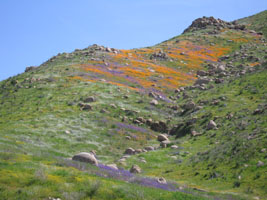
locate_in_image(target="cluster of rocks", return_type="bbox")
[77,96,96,111]
[150,50,168,60]
[183,16,246,34]
[25,66,37,73]
[87,44,120,54]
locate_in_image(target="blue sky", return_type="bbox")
[0,0,266,81]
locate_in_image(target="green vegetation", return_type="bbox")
[0,11,266,200]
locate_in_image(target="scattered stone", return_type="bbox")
[124,148,135,155]
[207,120,217,130]
[135,149,143,154]
[72,152,98,165]
[197,70,207,76]
[144,146,154,151]
[183,101,196,110]
[130,165,141,173]
[79,103,92,111]
[195,78,211,85]
[100,109,108,113]
[84,96,95,103]
[253,109,263,115]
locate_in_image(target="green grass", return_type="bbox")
[0,12,266,199]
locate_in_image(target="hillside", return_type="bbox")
[235,10,267,38]
[0,11,266,200]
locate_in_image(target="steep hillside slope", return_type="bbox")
[0,12,266,200]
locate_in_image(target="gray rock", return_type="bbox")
[157,134,169,142]
[72,152,98,165]
[84,96,95,103]
[207,120,217,130]
[130,165,141,173]
[150,99,158,106]
[157,177,167,184]
[124,148,135,155]
[144,146,154,151]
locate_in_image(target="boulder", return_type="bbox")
[144,146,154,151]
[217,65,226,72]
[157,177,167,184]
[151,121,168,132]
[84,96,95,103]
[135,149,143,154]
[196,70,207,76]
[124,148,135,155]
[195,78,211,85]
[207,120,217,130]
[150,99,158,106]
[157,134,169,142]
[130,165,141,173]
[183,101,196,110]
[79,103,92,111]
[72,152,98,165]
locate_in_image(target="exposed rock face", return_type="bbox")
[183,16,245,33]
[72,152,98,165]
[130,165,141,173]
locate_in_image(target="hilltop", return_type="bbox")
[0,11,266,200]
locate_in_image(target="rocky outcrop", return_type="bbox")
[183,16,246,33]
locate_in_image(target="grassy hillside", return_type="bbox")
[0,12,266,200]
[236,10,267,38]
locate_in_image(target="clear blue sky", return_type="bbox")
[0,0,266,81]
